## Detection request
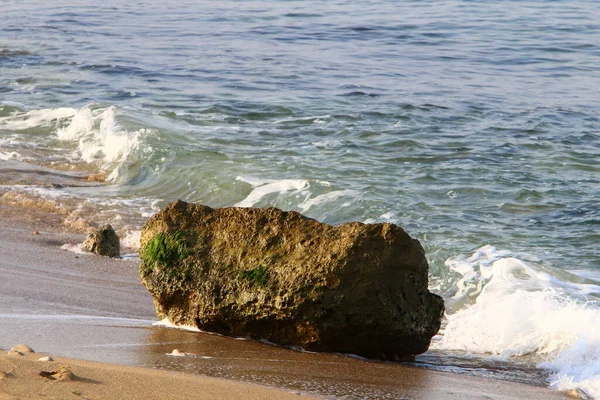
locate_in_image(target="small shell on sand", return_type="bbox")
[38,356,54,362]
[168,349,203,358]
[10,344,35,354]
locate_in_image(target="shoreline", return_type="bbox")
[0,201,572,399]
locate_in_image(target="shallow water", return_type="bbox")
[1,1,599,397]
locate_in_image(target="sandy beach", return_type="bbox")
[0,350,311,400]
[0,202,572,399]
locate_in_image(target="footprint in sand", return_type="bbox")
[0,372,13,380]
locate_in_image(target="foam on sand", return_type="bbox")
[153,318,201,332]
[433,245,600,399]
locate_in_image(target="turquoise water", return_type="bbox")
[1,1,599,397]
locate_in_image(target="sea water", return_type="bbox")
[1,1,599,397]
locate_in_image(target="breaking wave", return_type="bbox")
[0,104,153,182]
[433,246,600,399]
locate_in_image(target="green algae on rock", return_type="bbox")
[139,200,444,360]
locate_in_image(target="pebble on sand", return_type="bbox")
[38,356,54,362]
[170,349,184,356]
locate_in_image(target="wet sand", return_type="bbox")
[0,202,571,399]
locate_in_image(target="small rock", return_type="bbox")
[170,349,184,356]
[82,224,120,258]
[87,172,108,182]
[10,344,35,354]
[39,366,75,381]
[38,356,54,362]
[33,231,39,235]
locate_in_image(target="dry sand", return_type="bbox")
[0,202,573,399]
[0,349,309,400]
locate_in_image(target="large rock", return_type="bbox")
[82,224,120,258]
[140,200,444,360]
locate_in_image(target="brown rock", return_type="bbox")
[139,200,444,360]
[10,344,34,354]
[39,366,75,381]
[82,224,120,258]
[87,172,108,182]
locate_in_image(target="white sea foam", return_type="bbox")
[4,184,76,200]
[60,243,85,254]
[56,106,149,181]
[234,176,310,207]
[434,245,600,399]
[0,150,20,160]
[121,230,141,250]
[272,115,330,124]
[0,107,77,130]
[298,189,357,213]
[363,212,397,224]
[311,139,343,149]
[153,318,201,332]
[56,107,94,140]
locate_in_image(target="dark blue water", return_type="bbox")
[1,1,599,397]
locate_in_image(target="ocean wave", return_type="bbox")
[0,104,154,183]
[56,106,151,182]
[433,245,600,399]
[0,107,76,130]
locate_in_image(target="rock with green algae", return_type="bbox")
[82,224,120,258]
[139,200,444,360]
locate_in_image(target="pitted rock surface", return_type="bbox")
[140,200,444,360]
[82,224,120,258]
